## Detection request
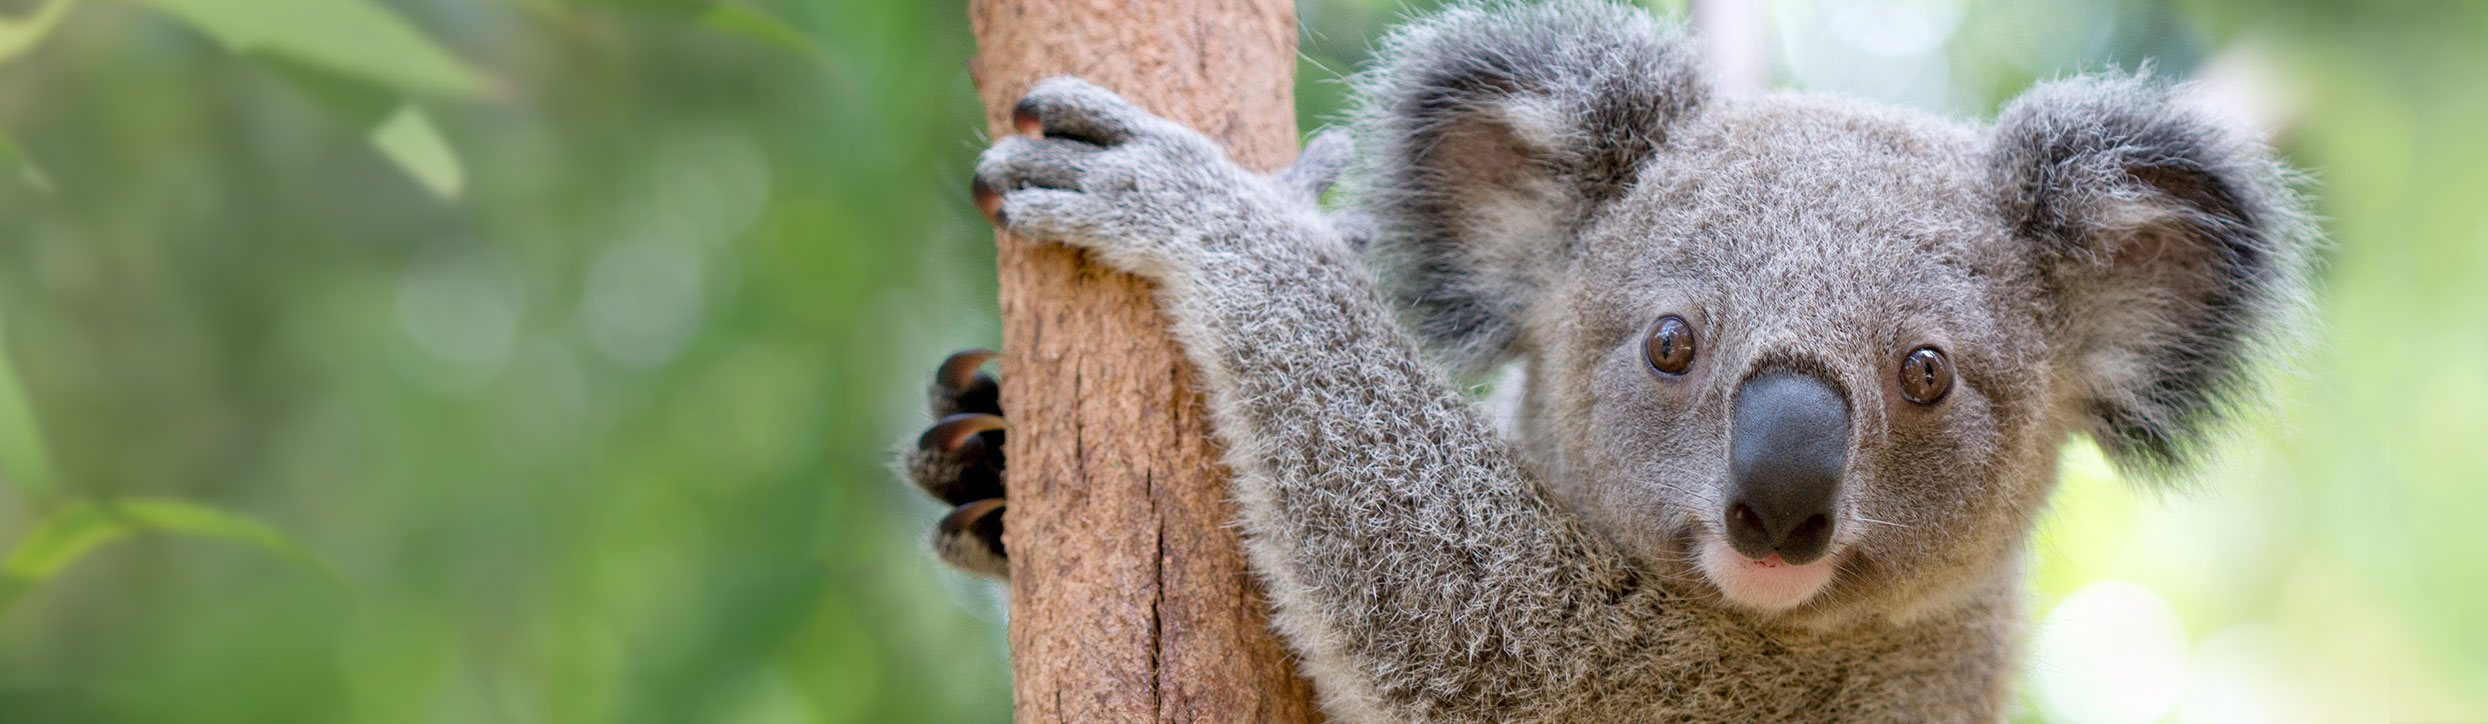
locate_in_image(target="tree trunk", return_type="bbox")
[966,1,1322,722]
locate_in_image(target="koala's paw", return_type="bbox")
[973,77,1353,280]
[897,349,1010,579]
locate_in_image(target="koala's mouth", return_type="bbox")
[1695,536,1839,613]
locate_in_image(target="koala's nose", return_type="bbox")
[1724,371,1849,565]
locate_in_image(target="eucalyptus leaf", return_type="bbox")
[106,499,331,577]
[0,125,53,194]
[0,0,79,64]
[0,503,118,584]
[0,498,333,613]
[370,105,464,199]
[258,53,402,127]
[252,58,465,198]
[140,0,487,97]
[703,2,823,59]
[0,316,52,495]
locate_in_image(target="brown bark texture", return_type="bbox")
[965,1,1322,722]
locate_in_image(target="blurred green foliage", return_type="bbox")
[0,0,2479,722]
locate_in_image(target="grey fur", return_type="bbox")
[1350,2,1708,378]
[936,1,2320,721]
[1987,73,2318,476]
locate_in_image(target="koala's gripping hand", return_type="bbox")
[909,80,1352,582]
[898,349,1010,579]
[972,77,1356,283]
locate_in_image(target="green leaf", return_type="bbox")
[702,2,822,60]
[369,105,464,199]
[258,53,402,127]
[0,503,118,584]
[571,0,715,18]
[253,58,466,199]
[0,498,334,612]
[0,316,52,495]
[0,0,79,64]
[139,0,488,97]
[0,125,54,194]
[105,499,330,575]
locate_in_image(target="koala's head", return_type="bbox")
[1351,2,2316,626]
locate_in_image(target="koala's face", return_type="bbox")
[1529,98,2063,624]
[1356,12,2310,628]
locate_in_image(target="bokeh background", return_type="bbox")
[0,0,2480,722]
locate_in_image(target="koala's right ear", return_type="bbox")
[1350,1,1708,376]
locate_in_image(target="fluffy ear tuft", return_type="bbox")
[1989,72,2321,479]
[1349,0,1707,377]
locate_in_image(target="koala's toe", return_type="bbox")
[1013,77,1185,146]
[934,498,1009,579]
[987,187,1109,245]
[907,413,1007,506]
[976,136,1102,198]
[899,351,1011,580]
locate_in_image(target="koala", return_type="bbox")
[899,1,2317,721]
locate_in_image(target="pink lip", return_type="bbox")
[1697,537,1838,612]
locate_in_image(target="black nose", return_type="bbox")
[1725,371,1849,564]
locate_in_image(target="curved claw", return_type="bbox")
[938,348,1000,390]
[940,498,1007,539]
[1011,97,1044,137]
[1009,76,1167,146]
[972,177,1006,226]
[935,498,1009,579]
[919,412,1008,453]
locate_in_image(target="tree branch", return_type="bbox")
[966,0,1321,720]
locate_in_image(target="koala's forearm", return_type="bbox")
[1151,232,1646,721]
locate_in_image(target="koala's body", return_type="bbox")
[902,2,2317,721]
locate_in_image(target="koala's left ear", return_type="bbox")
[1988,73,2320,478]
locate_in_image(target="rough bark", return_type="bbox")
[966,1,1322,722]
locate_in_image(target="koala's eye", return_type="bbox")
[1898,346,1953,404]
[1644,315,1696,376]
